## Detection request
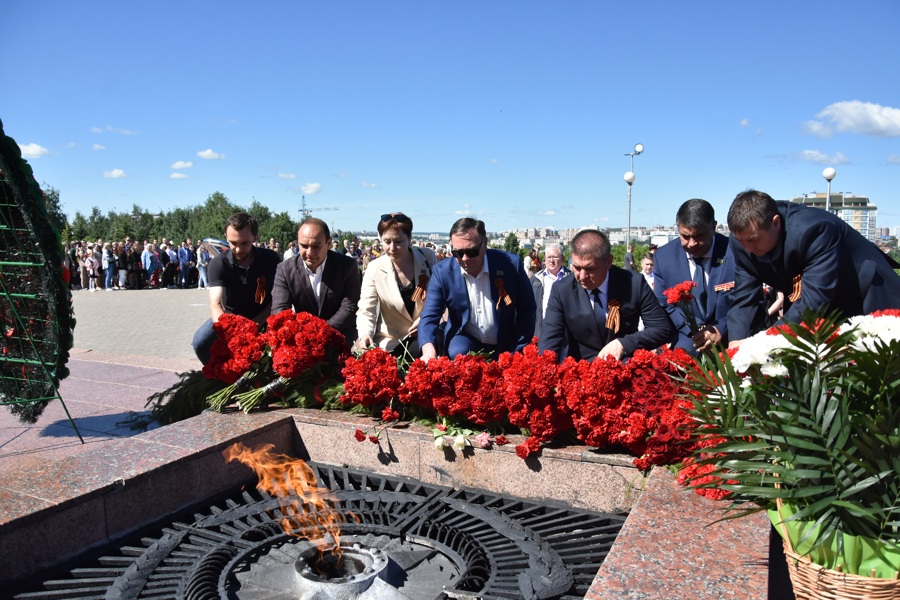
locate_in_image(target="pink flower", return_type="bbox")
[475,432,492,449]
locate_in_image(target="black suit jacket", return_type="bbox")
[271,251,361,342]
[729,201,900,341]
[538,266,674,362]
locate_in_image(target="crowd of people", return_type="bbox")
[65,237,213,292]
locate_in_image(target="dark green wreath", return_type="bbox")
[0,117,75,423]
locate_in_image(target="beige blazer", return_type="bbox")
[356,247,436,351]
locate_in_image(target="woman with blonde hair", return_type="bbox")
[355,212,436,358]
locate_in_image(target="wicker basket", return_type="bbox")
[777,498,900,599]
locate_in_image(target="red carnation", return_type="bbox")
[381,407,400,422]
[354,428,366,442]
[202,314,266,384]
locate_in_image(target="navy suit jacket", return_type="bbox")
[652,233,735,354]
[419,249,536,355]
[538,266,674,362]
[729,201,900,341]
[271,251,361,342]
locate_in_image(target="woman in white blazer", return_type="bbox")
[356,213,436,358]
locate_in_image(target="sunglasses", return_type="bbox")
[380,213,410,224]
[451,246,481,259]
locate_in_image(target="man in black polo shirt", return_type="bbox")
[191,212,281,364]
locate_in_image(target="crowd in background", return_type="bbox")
[65,233,454,292]
[65,236,212,292]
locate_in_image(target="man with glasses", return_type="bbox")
[538,229,673,362]
[653,198,735,355]
[418,217,536,361]
[531,243,569,338]
[271,217,361,344]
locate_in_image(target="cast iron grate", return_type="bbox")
[12,463,626,600]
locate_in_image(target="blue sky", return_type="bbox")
[3,1,899,233]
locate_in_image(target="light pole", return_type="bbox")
[822,167,836,213]
[624,171,635,248]
[623,143,643,248]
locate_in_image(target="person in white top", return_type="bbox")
[530,243,569,338]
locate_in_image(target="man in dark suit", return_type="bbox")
[653,199,736,356]
[419,217,536,361]
[727,189,900,345]
[271,217,361,343]
[538,229,674,362]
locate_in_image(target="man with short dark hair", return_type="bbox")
[271,217,361,344]
[418,217,536,361]
[653,198,735,355]
[177,240,193,288]
[191,212,282,364]
[538,229,673,362]
[727,189,900,346]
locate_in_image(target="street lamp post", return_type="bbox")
[624,171,635,248]
[823,167,836,213]
[623,143,643,248]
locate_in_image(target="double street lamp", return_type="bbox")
[823,167,837,213]
[624,143,644,248]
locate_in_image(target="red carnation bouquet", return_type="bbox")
[663,280,700,336]
[559,348,697,470]
[499,341,571,459]
[340,348,402,409]
[203,314,268,410]
[230,310,349,413]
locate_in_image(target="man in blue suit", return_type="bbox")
[419,217,536,361]
[727,189,900,345]
[538,229,673,362]
[653,199,735,356]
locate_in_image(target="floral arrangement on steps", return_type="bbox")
[678,308,900,594]
[202,310,701,468]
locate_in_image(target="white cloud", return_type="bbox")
[360,181,379,188]
[170,173,189,180]
[335,172,349,178]
[805,101,900,138]
[539,210,557,216]
[103,169,127,178]
[489,158,500,165]
[197,148,224,160]
[795,150,851,165]
[739,118,749,127]
[92,143,106,150]
[888,154,900,165]
[92,125,137,135]
[278,172,297,179]
[300,182,322,195]
[65,142,76,148]
[19,143,49,158]
[171,160,193,169]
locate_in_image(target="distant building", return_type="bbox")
[789,192,878,243]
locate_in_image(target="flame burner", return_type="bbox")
[12,463,626,600]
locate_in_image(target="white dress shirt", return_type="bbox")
[461,254,498,345]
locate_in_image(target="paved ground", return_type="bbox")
[0,287,210,475]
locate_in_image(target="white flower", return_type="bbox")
[841,315,900,352]
[452,434,467,450]
[760,360,789,378]
[731,330,792,373]
[434,436,448,449]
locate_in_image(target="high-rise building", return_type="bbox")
[789,192,878,243]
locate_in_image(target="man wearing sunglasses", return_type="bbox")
[418,217,536,361]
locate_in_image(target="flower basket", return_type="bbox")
[775,500,900,600]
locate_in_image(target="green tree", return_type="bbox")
[503,233,521,255]
[40,184,67,234]
[260,211,298,247]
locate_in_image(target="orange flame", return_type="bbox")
[223,442,358,558]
